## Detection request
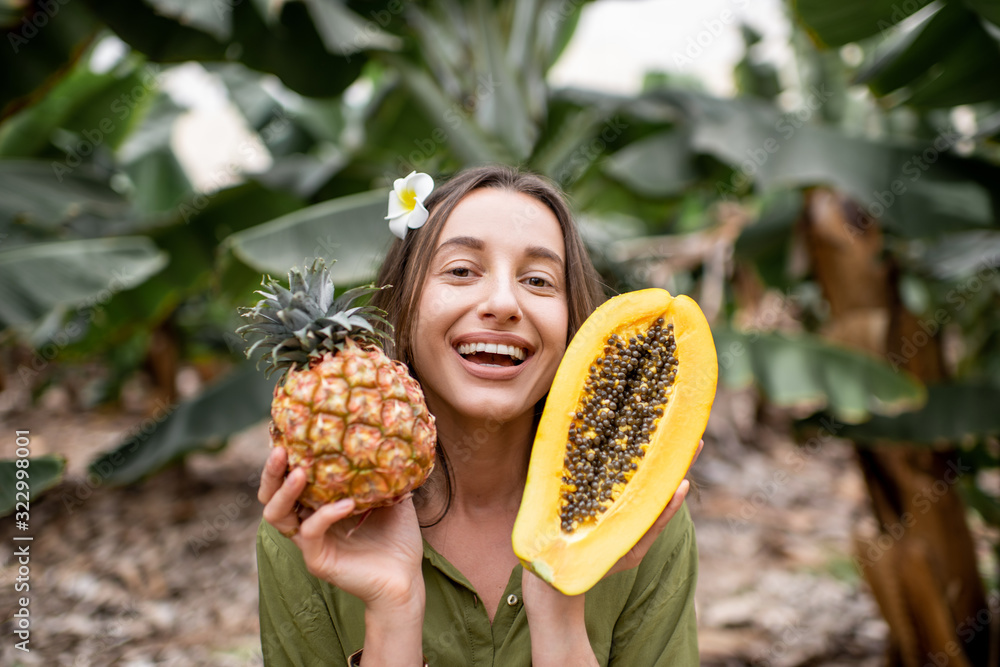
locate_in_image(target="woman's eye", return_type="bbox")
[526,276,549,288]
[450,267,471,277]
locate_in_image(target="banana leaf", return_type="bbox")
[715,327,926,424]
[792,0,932,47]
[0,455,67,517]
[0,160,132,232]
[222,188,391,286]
[0,236,167,329]
[794,0,1000,107]
[640,90,998,237]
[88,363,275,486]
[834,383,1000,446]
[84,0,366,98]
[604,129,698,198]
[0,2,99,117]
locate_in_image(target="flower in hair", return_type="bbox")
[386,171,434,240]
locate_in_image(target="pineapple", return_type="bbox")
[237,261,436,513]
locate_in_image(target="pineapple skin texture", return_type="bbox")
[270,346,436,513]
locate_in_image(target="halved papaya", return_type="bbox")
[512,288,717,595]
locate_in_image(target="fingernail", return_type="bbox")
[332,499,354,511]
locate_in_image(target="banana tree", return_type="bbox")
[712,1,1000,662]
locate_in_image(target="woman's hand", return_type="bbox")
[259,447,427,666]
[258,447,425,611]
[519,439,703,666]
[521,570,599,667]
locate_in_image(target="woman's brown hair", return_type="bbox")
[370,164,606,525]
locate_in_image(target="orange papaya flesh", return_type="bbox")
[512,288,717,595]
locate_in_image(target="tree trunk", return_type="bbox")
[800,187,988,666]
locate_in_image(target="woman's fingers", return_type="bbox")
[258,447,288,505]
[639,439,698,543]
[664,479,690,520]
[262,467,307,530]
[299,499,356,540]
[296,499,357,567]
[608,478,691,576]
[643,480,690,546]
[691,439,704,467]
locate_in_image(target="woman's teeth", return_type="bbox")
[456,342,527,364]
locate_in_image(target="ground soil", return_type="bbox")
[0,376,888,666]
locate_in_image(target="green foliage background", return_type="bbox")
[2,0,1000,610]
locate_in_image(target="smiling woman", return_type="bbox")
[255,165,702,666]
[410,187,570,432]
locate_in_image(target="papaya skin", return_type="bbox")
[512,288,717,595]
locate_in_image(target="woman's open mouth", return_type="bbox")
[455,342,527,367]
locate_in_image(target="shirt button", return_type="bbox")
[507,594,519,606]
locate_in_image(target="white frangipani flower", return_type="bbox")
[386,171,434,240]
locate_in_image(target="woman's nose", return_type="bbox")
[477,276,522,323]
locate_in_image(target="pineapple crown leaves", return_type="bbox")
[236,259,393,378]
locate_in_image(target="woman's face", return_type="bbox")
[410,188,569,428]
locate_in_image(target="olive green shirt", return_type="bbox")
[256,504,699,665]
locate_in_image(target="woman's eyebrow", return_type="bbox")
[438,236,484,251]
[526,246,564,266]
[436,236,563,265]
